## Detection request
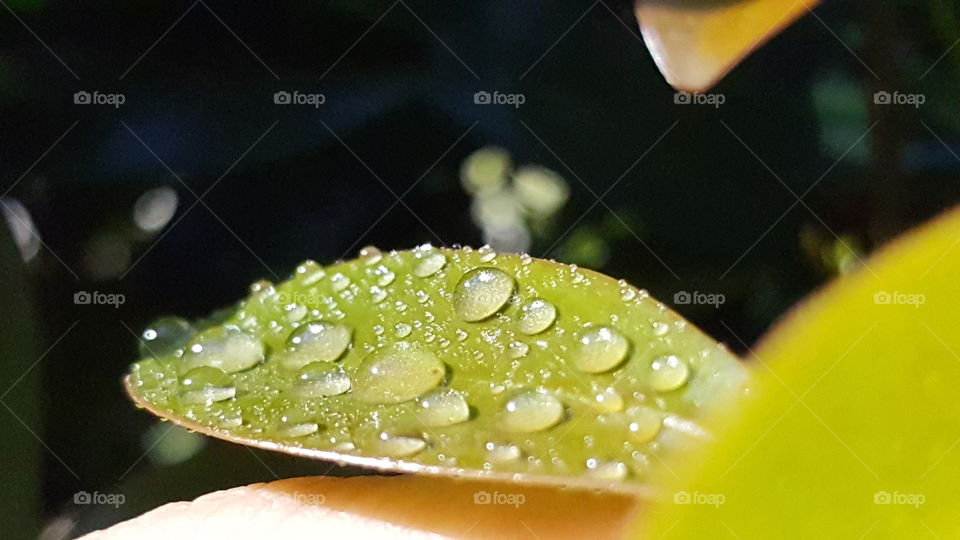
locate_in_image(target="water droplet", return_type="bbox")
[651,321,669,336]
[594,387,624,413]
[585,459,628,481]
[477,244,497,262]
[418,388,470,427]
[141,317,194,357]
[292,362,352,398]
[574,326,630,373]
[180,326,264,374]
[626,406,663,441]
[519,299,557,335]
[455,329,469,342]
[277,421,319,438]
[296,260,326,285]
[278,321,352,370]
[359,245,383,265]
[373,433,426,457]
[650,355,690,391]
[394,322,412,338]
[501,391,564,432]
[414,252,446,278]
[508,341,529,358]
[353,343,445,404]
[485,441,522,462]
[179,366,235,403]
[369,286,388,304]
[375,267,396,287]
[620,287,637,302]
[283,303,307,323]
[453,267,514,322]
[331,273,351,292]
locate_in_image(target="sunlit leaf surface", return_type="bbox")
[636,0,819,92]
[126,246,747,492]
[639,207,960,537]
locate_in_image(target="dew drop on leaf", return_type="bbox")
[353,343,445,404]
[501,391,564,432]
[453,267,515,322]
[574,326,630,373]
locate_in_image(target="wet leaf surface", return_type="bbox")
[126,246,747,493]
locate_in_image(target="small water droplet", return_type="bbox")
[585,458,628,481]
[277,421,319,438]
[485,441,522,462]
[650,355,690,391]
[394,322,412,338]
[141,317,194,357]
[519,299,557,335]
[414,252,447,278]
[626,406,663,441]
[353,343,446,404]
[296,260,326,285]
[620,288,637,302]
[651,321,669,336]
[369,286,388,303]
[594,387,624,413]
[455,329,469,341]
[418,388,470,427]
[180,326,264,374]
[574,326,630,373]
[292,362,352,397]
[376,267,396,287]
[373,432,426,457]
[179,366,235,403]
[278,321,352,370]
[508,341,529,358]
[477,244,496,262]
[283,303,307,323]
[331,273,351,292]
[359,245,383,265]
[453,267,515,322]
[501,391,564,432]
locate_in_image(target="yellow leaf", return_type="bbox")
[638,207,960,537]
[635,0,819,92]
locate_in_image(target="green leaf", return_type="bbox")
[126,245,747,491]
[637,207,960,537]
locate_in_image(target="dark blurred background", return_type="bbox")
[0,0,958,537]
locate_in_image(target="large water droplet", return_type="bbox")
[373,433,426,457]
[650,355,690,391]
[141,317,194,357]
[295,260,326,285]
[500,391,564,432]
[180,326,264,375]
[453,267,514,322]
[418,388,470,427]
[278,321,352,370]
[519,299,557,335]
[574,326,630,373]
[292,362,352,398]
[414,252,446,278]
[353,343,445,404]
